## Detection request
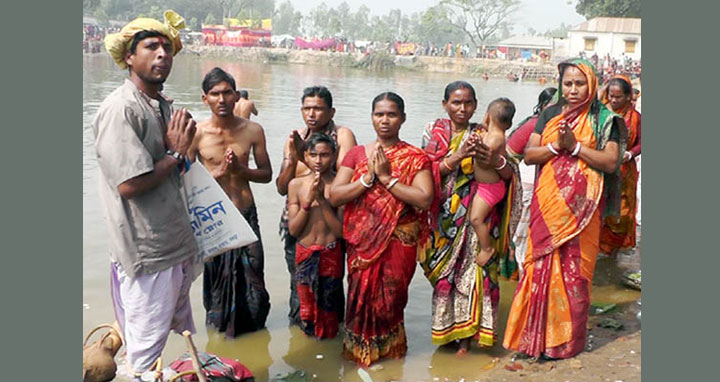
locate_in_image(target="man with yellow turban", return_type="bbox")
[92,11,199,380]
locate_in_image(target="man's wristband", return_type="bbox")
[301,203,311,212]
[166,149,185,163]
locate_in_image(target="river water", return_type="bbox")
[83,54,639,382]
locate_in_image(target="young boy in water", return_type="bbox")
[287,133,345,339]
[468,98,516,267]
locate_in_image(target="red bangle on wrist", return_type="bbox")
[301,204,311,211]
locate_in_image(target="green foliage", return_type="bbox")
[441,0,521,47]
[272,0,302,35]
[410,5,462,45]
[188,17,199,31]
[138,5,164,21]
[93,7,110,27]
[204,13,217,26]
[574,0,641,19]
[80,0,528,47]
[544,22,571,38]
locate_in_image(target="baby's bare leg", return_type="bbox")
[469,193,496,267]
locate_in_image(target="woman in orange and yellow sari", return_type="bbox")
[503,58,626,359]
[599,75,641,256]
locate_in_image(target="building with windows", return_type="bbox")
[568,17,641,60]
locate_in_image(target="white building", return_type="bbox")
[568,17,641,60]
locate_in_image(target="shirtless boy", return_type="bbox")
[276,86,356,324]
[287,133,344,339]
[188,67,272,337]
[468,98,516,267]
[234,90,258,119]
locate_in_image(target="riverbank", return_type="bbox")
[172,45,559,80]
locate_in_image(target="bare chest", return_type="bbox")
[198,132,253,166]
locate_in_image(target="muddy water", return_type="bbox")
[82,54,639,381]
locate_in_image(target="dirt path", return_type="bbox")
[476,309,641,382]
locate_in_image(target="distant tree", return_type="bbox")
[386,9,404,41]
[204,13,217,26]
[350,5,371,40]
[215,0,235,21]
[544,22,571,38]
[441,0,521,48]
[326,7,343,36]
[188,17,199,31]
[138,5,164,21]
[412,5,459,45]
[334,2,352,37]
[574,0,641,19]
[309,2,330,37]
[272,0,302,35]
[94,7,110,27]
[83,0,101,14]
[527,27,537,36]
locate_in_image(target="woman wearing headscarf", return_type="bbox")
[599,75,641,256]
[503,58,626,359]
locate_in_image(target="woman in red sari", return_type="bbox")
[330,92,433,366]
[503,58,626,359]
[599,75,641,255]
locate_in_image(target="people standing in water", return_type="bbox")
[598,75,641,257]
[287,133,345,339]
[503,58,626,360]
[93,11,199,378]
[276,86,357,324]
[330,92,433,366]
[468,98,517,268]
[506,87,557,275]
[188,67,272,337]
[234,90,258,119]
[420,81,520,355]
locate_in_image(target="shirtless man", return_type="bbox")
[287,133,344,339]
[188,67,272,337]
[234,90,258,119]
[468,98,516,267]
[276,86,357,324]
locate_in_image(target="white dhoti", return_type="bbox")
[110,257,196,374]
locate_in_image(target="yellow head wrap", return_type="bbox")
[104,10,185,69]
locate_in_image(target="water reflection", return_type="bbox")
[206,328,273,382]
[282,326,343,381]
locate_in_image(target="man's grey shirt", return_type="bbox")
[92,79,197,279]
